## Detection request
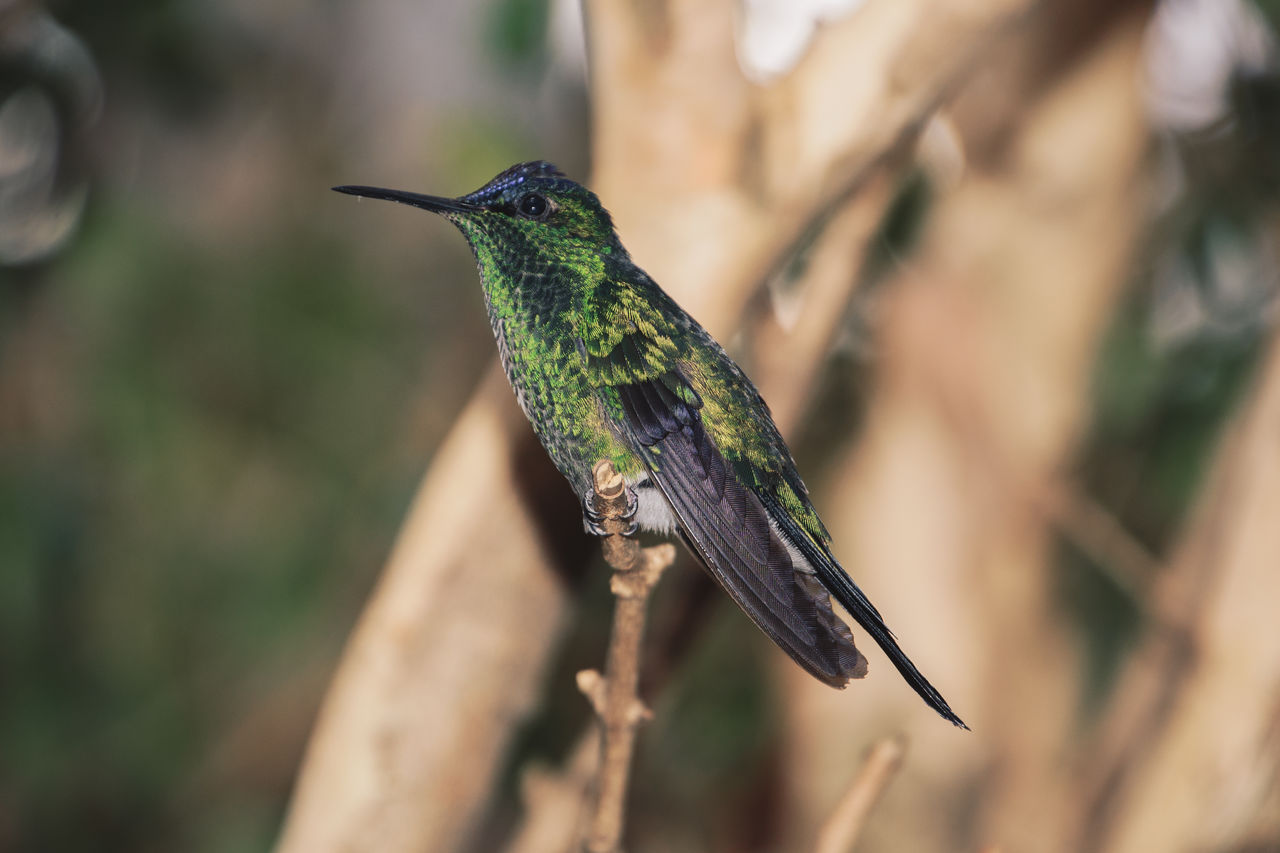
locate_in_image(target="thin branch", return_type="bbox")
[751,170,898,437]
[578,460,676,853]
[506,736,598,853]
[1038,481,1162,604]
[814,735,908,853]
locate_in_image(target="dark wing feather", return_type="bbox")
[579,273,964,726]
[760,492,970,729]
[615,378,867,686]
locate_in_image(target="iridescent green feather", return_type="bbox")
[576,270,831,546]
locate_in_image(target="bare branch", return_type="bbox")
[506,737,598,853]
[814,735,908,853]
[759,0,1032,208]
[579,461,675,853]
[751,171,898,436]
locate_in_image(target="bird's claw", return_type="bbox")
[582,489,607,536]
[582,486,639,537]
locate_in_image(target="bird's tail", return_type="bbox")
[764,496,969,729]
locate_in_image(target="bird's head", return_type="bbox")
[334,162,626,274]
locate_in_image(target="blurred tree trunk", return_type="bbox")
[275,372,581,853]
[1077,333,1280,852]
[775,5,1153,852]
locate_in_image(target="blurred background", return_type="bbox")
[1,1,1278,852]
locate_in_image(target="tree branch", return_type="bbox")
[577,460,675,853]
[814,735,908,853]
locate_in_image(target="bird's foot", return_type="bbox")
[582,485,638,537]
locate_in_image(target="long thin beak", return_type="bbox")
[332,185,479,215]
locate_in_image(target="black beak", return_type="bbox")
[332,185,479,215]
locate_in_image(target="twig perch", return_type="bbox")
[577,459,675,853]
[814,735,907,853]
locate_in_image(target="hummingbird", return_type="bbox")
[334,162,967,728]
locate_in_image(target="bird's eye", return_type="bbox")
[516,193,549,220]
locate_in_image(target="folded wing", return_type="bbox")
[614,376,867,685]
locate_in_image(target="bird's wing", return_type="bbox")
[578,278,867,685]
[578,275,968,726]
[617,378,868,685]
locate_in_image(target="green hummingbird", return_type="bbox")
[334,162,966,728]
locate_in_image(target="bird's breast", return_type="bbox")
[488,313,641,492]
